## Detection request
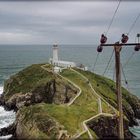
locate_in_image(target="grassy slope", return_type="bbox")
[43,69,113,136]
[17,104,59,139]
[16,65,114,138]
[74,68,135,116]
[4,64,54,99]
[4,64,136,139]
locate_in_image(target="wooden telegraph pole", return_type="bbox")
[114,43,123,139]
[99,41,140,139]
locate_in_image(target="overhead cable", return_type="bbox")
[105,0,122,35]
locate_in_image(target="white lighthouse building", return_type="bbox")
[50,43,76,68]
[52,43,59,62]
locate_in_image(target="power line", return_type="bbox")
[122,34,139,68]
[122,80,140,82]
[102,0,122,76]
[127,13,140,35]
[122,14,140,54]
[122,51,135,68]
[120,14,140,92]
[103,49,114,76]
[93,0,121,74]
[121,63,128,85]
[106,53,115,75]
[105,0,122,35]
[121,66,130,91]
[113,65,115,81]
[92,52,99,72]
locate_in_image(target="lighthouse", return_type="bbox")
[49,43,88,73]
[53,43,58,62]
[50,43,77,69]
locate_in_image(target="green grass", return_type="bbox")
[74,68,136,116]
[40,68,112,135]
[5,64,136,139]
[61,69,114,113]
[4,64,54,99]
[18,104,59,139]
[15,66,115,137]
[77,132,90,139]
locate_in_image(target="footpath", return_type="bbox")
[41,64,116,139]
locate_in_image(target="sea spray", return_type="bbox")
[129,119,140,139]
[0,86,15,139]
[0,86,3,95]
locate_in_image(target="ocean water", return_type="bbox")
[0,44,139,138]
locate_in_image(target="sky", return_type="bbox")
[0,1,140,45]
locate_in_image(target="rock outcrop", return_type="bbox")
[87,115,135,139]
[14,106,65,139]
[0,79,77,111]
[0,64,139,139]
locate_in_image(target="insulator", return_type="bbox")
[134,45,140,51]
[125,80,128,84]
[100,34,107,44]
[121,34,129,43]
[97,45,103,52]
[137,33,140,38]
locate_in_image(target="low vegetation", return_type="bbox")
[2,64,140,139]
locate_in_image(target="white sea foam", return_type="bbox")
[129,119,140,138]
[0,134,12,139]
[0,86,3,94]
[0,106,15,129]
[0,86,15,139]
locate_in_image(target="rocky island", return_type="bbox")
[0,63,140,139]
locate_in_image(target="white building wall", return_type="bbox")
[53,60,76,68]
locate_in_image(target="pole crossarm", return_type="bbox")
[100,43,140,47]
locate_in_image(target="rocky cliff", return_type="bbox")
[0,64,140,139]
[0,64,77,111]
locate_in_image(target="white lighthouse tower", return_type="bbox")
[50,42,77,70]
[49,43,88,73]
[53,43,59,63]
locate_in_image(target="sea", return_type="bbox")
[0,44,140,139]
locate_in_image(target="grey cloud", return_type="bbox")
[0,1,139,44]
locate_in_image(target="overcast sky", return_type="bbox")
[0,1,140,45]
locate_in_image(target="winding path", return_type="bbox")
[41,64,81,106]
[41,64,116,139]
[56,72,81,106]
[70,68,117,113]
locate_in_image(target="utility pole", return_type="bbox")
[98,41,140,139]
[114,43,123,139]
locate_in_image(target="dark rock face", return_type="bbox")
[0,79,77,112]
[123,105,138,127]
[0,64,139,139]
[32,79,77,105]
[14,108,61,139]
[88,116,134,140]
[124,94,140,119]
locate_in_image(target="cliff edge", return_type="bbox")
[0,64,140,139]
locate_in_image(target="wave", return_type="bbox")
[0,86,3,94]
[0,135,13,139]
[0,86,15,139]
[0,107,15,129]
[129,119,140,138]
